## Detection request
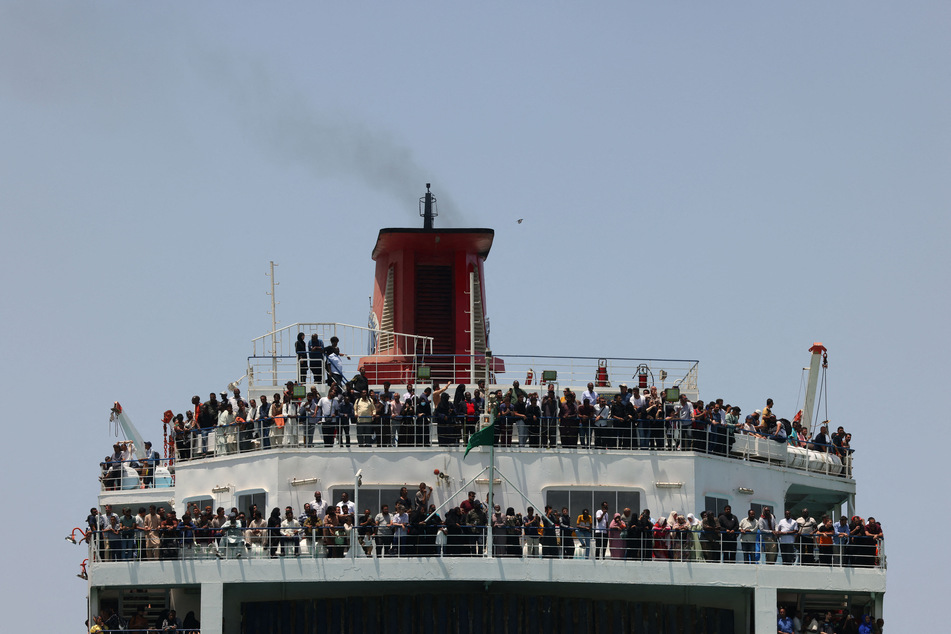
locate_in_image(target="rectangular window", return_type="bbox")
[182,496,213,517]
[545,489,641,523]
[237,491,268,517]
[331,487,406,514]
[704,496,729,517]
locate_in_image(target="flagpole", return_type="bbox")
[487,438,495,559]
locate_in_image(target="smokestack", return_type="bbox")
[419,183,438,229]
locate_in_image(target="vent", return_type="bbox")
[414,265,453,356]
[379,266,395,352]
[470,272,486,356]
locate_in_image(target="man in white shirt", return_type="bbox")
[678,394,694,450]
[592,397,611,449]
[312,491,329,520]
[581,383,599,410]
[631,389,649,448]
[797,508,818,565]
[317,389,339,447]
[402,384,416,407]
[280,507,301,556]
[374,504,394,557]
[776,509,800,565]
[392,504,409,556]
[336,492,355,525]
[738,509,758,564]
[594,501,610,559]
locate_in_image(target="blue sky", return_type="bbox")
[1,2,948,629]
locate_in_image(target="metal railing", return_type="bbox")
[99,459,174,492]
[249,322,434,389]
[170,417,853,478]
[247,350,699,398]
[85,527,884,570]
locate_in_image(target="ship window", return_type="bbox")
[544,489,641,521]
[704,496,729,517]
[331,487,406,513]
[182,496,213,515]
[237,490,268,516]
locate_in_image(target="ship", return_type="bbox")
[73,186,885,634]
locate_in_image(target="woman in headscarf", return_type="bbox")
[672,514,690,561]
[608,513,626,559]
[435,391,454,447]
[686,513,702,560]
[653,515,671,559]
[505,507,522,557]
[452,384,467,445]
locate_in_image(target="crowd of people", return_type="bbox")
[777,607,883,634]
[149,374,855,462]
[87,606,198,633]
[86,489,882,568]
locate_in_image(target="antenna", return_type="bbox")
[419,183,438,229]
[266,261,280,386]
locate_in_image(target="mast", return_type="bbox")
[801,342,827,434]
[267,261,279,386]
[419,183,437,229]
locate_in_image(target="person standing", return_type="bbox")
[777,510,800,565]
[797,508,818,565]
[816,515,835,565]
[738,509,758,564]
[295,332,308,384]
[554,507,570,559]
[523,507,542,557]
[717,505,739,563]
[594,501,610,559]
[354,389,375,447]
[540,386,560,448]
[308,333,324,385]
[758,507,778,564]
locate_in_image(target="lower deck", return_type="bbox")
[88,555,885,634]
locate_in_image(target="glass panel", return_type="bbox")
[237,492,267,517]
[704,496,729,516]
[546,490,569,516]
[616,491,640,516]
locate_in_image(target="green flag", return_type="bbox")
[465,422,495,457]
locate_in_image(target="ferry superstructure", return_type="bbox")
[76,188,885,634]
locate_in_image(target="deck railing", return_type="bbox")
[167,417,852,479]
[85,528,884,570]
[99,458,174,492]
[247,350,699,398]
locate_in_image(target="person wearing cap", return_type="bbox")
[618,383,632,405]
[220,512,245,558]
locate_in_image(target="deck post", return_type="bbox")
[201,581,224,634]
[753,586,777,634]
